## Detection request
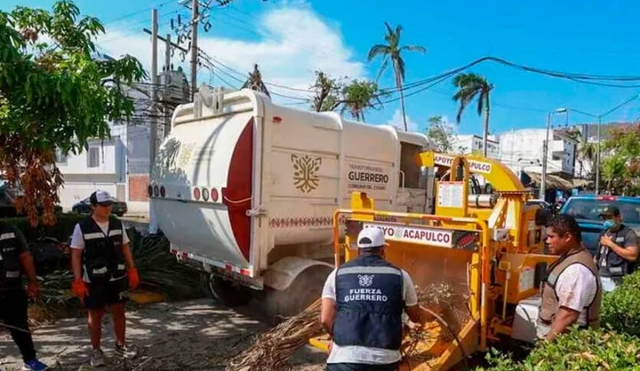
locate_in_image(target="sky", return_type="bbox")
[4,0,640,136]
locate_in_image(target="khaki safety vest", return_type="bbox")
[538,248,602,329]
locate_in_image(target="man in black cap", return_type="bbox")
[595,205,639,291]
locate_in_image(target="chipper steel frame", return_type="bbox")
[308,153,557,370]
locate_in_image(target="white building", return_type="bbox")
[451,134,500,159]
[55,69,189,214]
[496,128,578,194]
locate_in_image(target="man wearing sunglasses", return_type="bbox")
[595,205,639,292]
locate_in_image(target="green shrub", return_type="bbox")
[601,272,640,337]
[479,328,640,371]
[477,270,640,370]
[2,212,85,243]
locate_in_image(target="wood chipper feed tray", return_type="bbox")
[398,282,473,370]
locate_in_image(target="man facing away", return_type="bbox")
[537,214,602,342]
[594,205,638,292]
[69,190,140,367]
[320,227,423,371]
[0,221,49,371]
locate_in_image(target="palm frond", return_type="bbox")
[376,55,390,82]
[367,44,390,62]
[400,45,427,54]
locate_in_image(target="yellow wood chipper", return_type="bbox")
[308,152,558,370]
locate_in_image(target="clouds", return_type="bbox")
[387,108,420,132]
[95,2,366,104]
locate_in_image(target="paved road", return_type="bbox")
[0,299,326,371]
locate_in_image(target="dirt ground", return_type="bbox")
[0,299,326,371]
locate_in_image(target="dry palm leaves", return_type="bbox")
[226,300,324,371]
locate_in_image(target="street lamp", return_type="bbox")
[563,93,640,195]
[540,108,568,200]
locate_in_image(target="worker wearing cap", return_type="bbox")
[594,205,639,292]
[320,227,423,371]
[0,221,49,371]
[69,190,140,367]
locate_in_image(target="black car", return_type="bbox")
[72,196,128,217]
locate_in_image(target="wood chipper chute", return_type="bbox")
[308,153,556,371]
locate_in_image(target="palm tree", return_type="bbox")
[452,73,494,157]
[367,22,425,132]
[241,64,270,98]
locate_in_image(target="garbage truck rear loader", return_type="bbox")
[150,87,435,316]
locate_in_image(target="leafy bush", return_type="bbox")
[2,212,85,243]
[479,328,640,371]
[601,272,640,337]
[478,270,640,370]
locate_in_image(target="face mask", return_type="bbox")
[603,220,616,230]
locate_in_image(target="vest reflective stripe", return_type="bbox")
[0,232,16,240]
[336,266,403,276]
[79,217,127,283]
[597,225,634,277]
[83,232,106,240]
[0,229,22,289]
[333,254,405,350]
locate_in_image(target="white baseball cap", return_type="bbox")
[90,190,114,205]
[357,227,388,249]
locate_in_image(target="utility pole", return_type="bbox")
[150,8,159,172]
[164,33,172,140]
[149,8,159,234]
[190,0,199,101]
[540,113,551,200]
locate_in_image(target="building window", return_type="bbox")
[55,148,67,165]
[87,147,100,168]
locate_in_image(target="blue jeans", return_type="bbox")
[326,362,400,371]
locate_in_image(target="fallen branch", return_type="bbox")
[225,300,323,371]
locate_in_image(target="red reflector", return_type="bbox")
[211,188,219,202]
[202,187,210,201]
[160,186,166,198]
[597,196,617,201]
[272,116,282,123]
[225,264,233,271]
[240,268,251,276]
[193,187,201,200]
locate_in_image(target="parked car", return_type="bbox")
[526,199,554,214]
[72,196,128,217]
[559,195,640,256]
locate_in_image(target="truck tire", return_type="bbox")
[207,274,253,307]
[264,264,333,320]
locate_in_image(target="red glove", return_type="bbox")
[72,279,88,303]
[128,267,140,290]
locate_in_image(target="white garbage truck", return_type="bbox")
[149,86,435,316]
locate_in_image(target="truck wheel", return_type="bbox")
[264,265,332,320]
[207,274,253,307]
